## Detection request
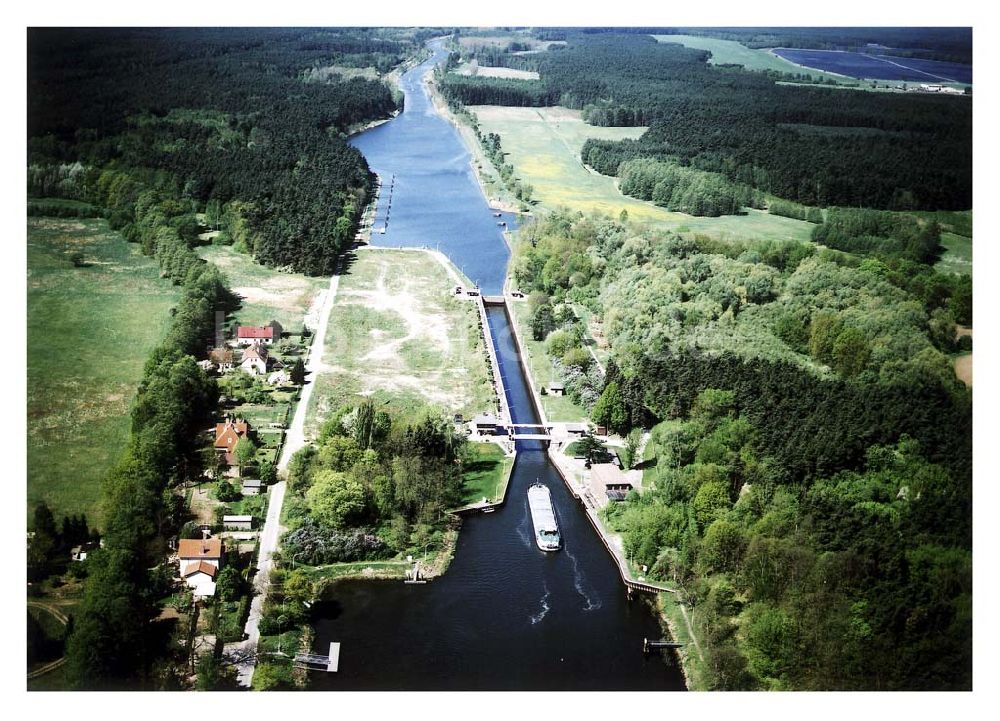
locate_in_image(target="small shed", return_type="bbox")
[241,478,264,496]
[223,515,253,531]
[589,463,634,505]
[471,413,499,434]
[564,422,588,436]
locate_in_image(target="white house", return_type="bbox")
[178,537,223,598]
[239,343,270,376]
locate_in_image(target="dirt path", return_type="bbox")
[27,601,70,680]
[226,266,343,687]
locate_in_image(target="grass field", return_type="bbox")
[453,63,540,80]
[508,300,589,423]
[27,217,179,527]
[459,443,513,505]
[470,105,815,244]
[199,245,329,332]
[652,34,843,82]
[304,248,495,435]
[936,232,973,275]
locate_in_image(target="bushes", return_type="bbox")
[281,518,391,565]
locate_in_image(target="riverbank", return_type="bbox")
[424,71,523,214]
[344,111,398,138]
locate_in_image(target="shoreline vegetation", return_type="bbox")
[426,69,523,214]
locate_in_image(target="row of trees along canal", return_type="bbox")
[510,209,970,690]
[26,27,430,689]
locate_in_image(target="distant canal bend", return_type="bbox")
[305,40,686,691]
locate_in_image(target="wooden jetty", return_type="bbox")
[643,637,684,654]
[294,642,341,672]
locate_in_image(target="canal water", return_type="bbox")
[350,41,519,294]
[307,41,686,691]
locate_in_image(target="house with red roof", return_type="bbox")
[236,321,283,346]
[177,536,223,598]
[214,418,250,466]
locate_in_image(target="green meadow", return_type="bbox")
[27,216,179,527]
[652,34,844,82]
[936,232,973,275]
[470,105,814,244]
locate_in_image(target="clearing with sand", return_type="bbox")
[199,245,329,331]
[305,248,495,434]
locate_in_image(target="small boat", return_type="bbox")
[493,212,502,217]
[527,482,561,551]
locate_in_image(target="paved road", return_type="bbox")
[225,269,342,687]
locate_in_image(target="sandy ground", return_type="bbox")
[329,255,474,408]
[454,62,540,80]
[954,326,972,386]
[955,354,972,386]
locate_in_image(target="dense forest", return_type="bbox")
[28,28,414,274]
[511,210,971,689]
[440,32,971,211]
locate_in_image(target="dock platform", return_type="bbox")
[294,642,340,672]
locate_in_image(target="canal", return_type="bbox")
[305,40,686,691]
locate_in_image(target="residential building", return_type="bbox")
[177,537,223,598]
[236,321,283,346]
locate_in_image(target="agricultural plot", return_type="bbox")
[652,34,842,82]
[304,248,495,435]
[773,48,972,84]
[199,245,329,332]
[452,63,540,80]
[470,105,815,243]
[27,217,179,526]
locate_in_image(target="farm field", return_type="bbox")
[27,217,179,526]
[773,48,972,84]
[470,105,815,243]
[453,63,540,80]
[304,248,495,436]
[199,245,329,332]
[652,34,842,82]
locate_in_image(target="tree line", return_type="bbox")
[63,194,227,688]
[618,158,762,217]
